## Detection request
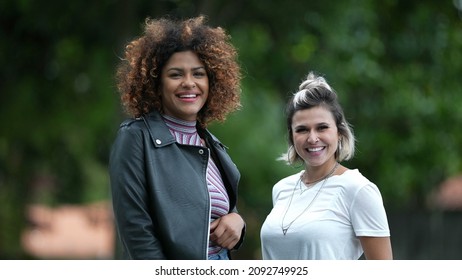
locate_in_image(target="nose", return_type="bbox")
[181,75,196,88]
[307,132,319,144]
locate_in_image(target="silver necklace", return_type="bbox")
[281,162,339,236]
[298,165,337,194]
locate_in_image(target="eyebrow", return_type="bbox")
[166,66,206,72]
[293,122,330,128]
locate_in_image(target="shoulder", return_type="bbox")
[331,169,380,197]
[112,118,146,142]
[118,117,145,130]
[118,111,163,131]
[340,169,375,187]
[117,112,170,139]
[111,117,146,149]
[337,169,384,202]
[273,171,303,192]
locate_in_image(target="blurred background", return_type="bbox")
[1,0,462,260]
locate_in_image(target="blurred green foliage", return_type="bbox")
[1,0,461,259]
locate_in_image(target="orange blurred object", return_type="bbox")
[21,201,115,259]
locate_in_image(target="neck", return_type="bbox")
[162,114,197,134]
[303,161,339,184]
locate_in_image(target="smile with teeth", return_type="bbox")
[308,147,324,152]
[178,94,198,98]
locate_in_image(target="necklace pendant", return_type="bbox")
[282,228,288,235]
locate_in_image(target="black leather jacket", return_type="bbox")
[109,111,244,259]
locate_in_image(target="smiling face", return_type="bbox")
[291,106,339,170]
[160,51,209,121]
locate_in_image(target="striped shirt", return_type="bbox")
[162,115,230,256]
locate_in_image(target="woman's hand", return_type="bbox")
[209,213,245,249]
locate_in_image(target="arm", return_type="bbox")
[359,236,393,260]
[351,183,392,260]
[109,125,166,259]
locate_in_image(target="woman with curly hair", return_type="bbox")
[109,15,245,260]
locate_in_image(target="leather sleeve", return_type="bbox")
[109,124,166,259]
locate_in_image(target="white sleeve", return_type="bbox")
[350,184,390,237]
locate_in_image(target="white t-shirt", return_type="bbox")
[260,169,390,260]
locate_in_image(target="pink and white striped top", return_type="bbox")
[162,115,230,256]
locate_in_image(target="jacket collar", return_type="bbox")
[142,111,177,148]
[142,111,222,148]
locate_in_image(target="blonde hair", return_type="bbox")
[280,72,355,165]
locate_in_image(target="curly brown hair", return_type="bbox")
[115,15,242,127]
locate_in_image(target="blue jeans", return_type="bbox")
[208,249,229,260]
